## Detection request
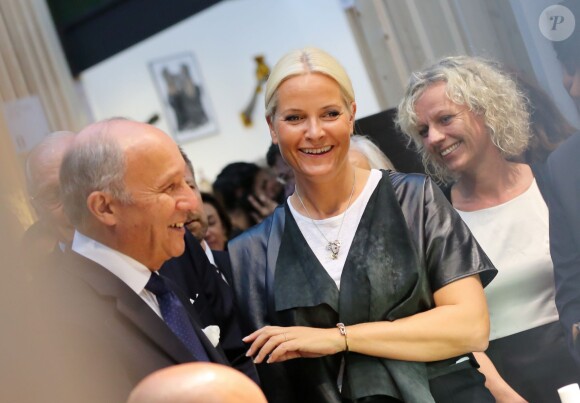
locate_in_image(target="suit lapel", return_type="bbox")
[212,250,233,285]
[64,252,215,364]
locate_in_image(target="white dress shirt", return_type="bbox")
[71,230,162,317]
[202,239,229,284]
[202,239,216,266]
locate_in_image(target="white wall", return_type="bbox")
[80,0,380,182]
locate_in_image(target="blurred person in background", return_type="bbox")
[1,150,42,402]
[213,161,282,234]
[545,0,580,368]
[248,163,283,223]
[22,131,75,262]
[553,0,580,114]
[513,76,575,165]
[349,134,395,170]
[202,191,233,251]
[175,147,232,281]
[213,161,260,233]
[266,142,295,198]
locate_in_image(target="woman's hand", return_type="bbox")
[248,193,278,223]
[473,352,528,403]
[243,326,345,364]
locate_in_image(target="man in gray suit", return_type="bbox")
[42,117,231,402]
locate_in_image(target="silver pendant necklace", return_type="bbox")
[294,170,356,260]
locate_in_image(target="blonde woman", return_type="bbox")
[397,55,580,402]
[229,48,497,402]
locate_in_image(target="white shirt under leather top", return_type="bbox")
[288,169,382,290]
[456,179,558,340]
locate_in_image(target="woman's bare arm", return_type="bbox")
[245,275,489,363]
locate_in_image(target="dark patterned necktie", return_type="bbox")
[146,273,210,361]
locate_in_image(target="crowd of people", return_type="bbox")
[10,4,580,400]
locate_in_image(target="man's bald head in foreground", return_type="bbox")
[127,362,267,403]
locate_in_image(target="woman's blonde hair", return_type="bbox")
[396,55,530,183]
[265,47,355,119]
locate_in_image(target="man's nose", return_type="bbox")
[176,181,199,211]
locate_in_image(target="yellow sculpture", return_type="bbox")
[241,55,270,127]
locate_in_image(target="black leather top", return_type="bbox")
[228,170,496,402]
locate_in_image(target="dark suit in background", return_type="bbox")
[212,248,234,286]
[160,230,258,383]
[545,133,580,366]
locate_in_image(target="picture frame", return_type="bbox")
[149,52,218,143]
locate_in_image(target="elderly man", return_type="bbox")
[23,131,75,258]
[44,118,232,401]
[545,0,580,367]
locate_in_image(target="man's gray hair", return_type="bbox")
[60,129,132,228]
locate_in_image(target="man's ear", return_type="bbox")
[266,115,279,144]
[86,191,117,226]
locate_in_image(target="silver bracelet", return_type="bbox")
[336,322,349,352]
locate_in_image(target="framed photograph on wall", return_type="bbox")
[149,52,217,143]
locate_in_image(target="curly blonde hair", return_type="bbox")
[395,56,530,183]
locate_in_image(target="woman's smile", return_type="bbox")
[300,145,333,155]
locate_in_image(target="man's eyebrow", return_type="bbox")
[155,168,182,187]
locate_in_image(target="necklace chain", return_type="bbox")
[294,170,356,260]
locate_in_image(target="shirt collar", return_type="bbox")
[71,230,153,294]
[202,240,216,266]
